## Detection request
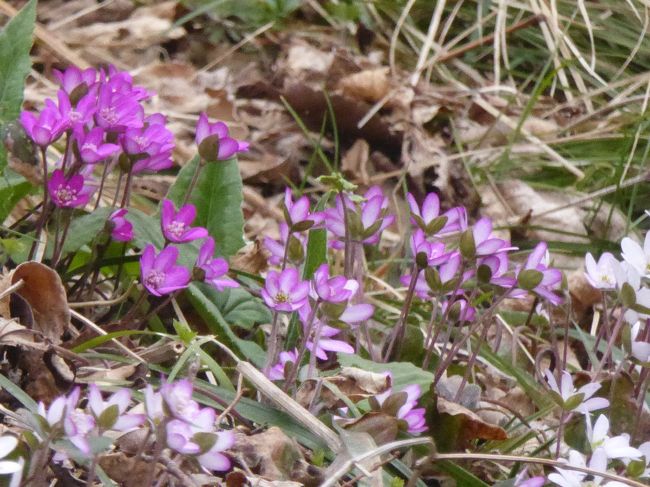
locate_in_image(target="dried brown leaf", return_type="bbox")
[437,396,508,445]
[11,261,70,344]
[296,367,390,408]
[338,68,391,104]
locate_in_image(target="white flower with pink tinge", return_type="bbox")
[544,370,609,413]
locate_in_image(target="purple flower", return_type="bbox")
[261,268,310,312]
[410,229,450,266]
[48,170,92,208]
[132,151,173,174]
[196,237,239,291]
[95,84,144,132]
[516,477,546,487]
[264,223,307,266]
[74,126,120,164]
[283,188,321,229]
[87,385,145,431]
[140,245,191,296]
[312,264,358,303]
[53,66,97,95]
[323,187,395,248]
[407,192,467,236]
[56,90,96,129]
[338,303,374,325]
[108,209,133,242]
[441,298,476,322]
[20,103,66,147]
[376,382,427,434]
[122,118,174,157]
[268,349,299,380]
[195,112,249,162]
[584,252,619,290]
[166,420,234,471]
[63,402,96,456]
[160,199,209,244]
[516,242,563,305]
[479,252,516,288]
[472,217,516,257]
[37,387,81,429]
[305,321,354,359]
[160,379,204,423]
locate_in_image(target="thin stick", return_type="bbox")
[0,279,24,301]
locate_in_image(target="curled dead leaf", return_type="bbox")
[436,396,507,448]
[11,261,70,344]
[297,367,390,408]
[338,68,391,104]
[342,411,400,445]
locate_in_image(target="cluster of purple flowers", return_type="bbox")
[145,379,234,471]
[28,379,233,473]
[139,199,238,296]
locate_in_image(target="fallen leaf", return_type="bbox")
[230,427,322,485]
[286,44,334,75]
[341,139,371,184]
[342,411,400,445]
[231,239,270,275]
[11,261,70,344]
[338,67,391,104]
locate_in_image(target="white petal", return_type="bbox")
[0,437,17,459]
[0,461,21,474]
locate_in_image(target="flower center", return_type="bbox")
[166,221,187,239]
[275,292,289,303]
[55,184,78,205]
[100,107,118,125]
[134,135,147,150]
[145,270,166,290]
[69,110,82,122]
[82,142,97,153]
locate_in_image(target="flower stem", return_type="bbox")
[383,264,419,361]
[284,301,320,390]
[52,208,72,268]
[29,146,51,260]
[181,158,206,207]
[264,311,282,376]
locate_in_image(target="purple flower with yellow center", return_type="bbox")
[268,349,299,380]
[48,170,92,208]
[195,112,249,162]
[160,199,209,244]
[54,66,97,95]
[20,102,67,147]
[312,264,358,303]
[87,385,145,431]
[261,268,309,312]
[196,237,239,292]
[74,126,120,164]
[108,209,133,242]
[140,245,190,296]
[375,380,427,434]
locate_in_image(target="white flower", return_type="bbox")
[638,441,650,477]
[587,415,642,461]
[0,436,21,474]
[584,253,619,290]
[630,322,650,362]
[544,370,609,413]
[549,449,629,487]
[624,287,650,324]
[621,234,650,278]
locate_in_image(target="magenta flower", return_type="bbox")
[108,209,133,242]
[122,118,174,157]
[140,245,191,296]
[53,66,97,95]
[338,303,374,325]
[376,381,427,434]
[87,385,145,431]
[305,321,354,359]
[268,349,299,380]
[479,252,516,288]
[132,151,173,174]
[516,242,563,305]
[20,102,66,147]
[56,90,96,129]
[48,170,92,208]
[196,237,239,291]
[261,268,310,312]
[195,112,249,162]
[74,126,120,164]
[95,84,144,132]
[441,298,476,323]
[312,264,358,303]
[160,199,209,244]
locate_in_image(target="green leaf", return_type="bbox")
[0,372,37,412]
[187,282,266,366]
[0,0,36,171]
[302,193,329,279]
[128,208,164,249]
[0,169,32,223]
[337,354,434,391]
[166,156,245,257]
[61,207,112,254]
[437,460,489,487]
[204,286,271,331]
